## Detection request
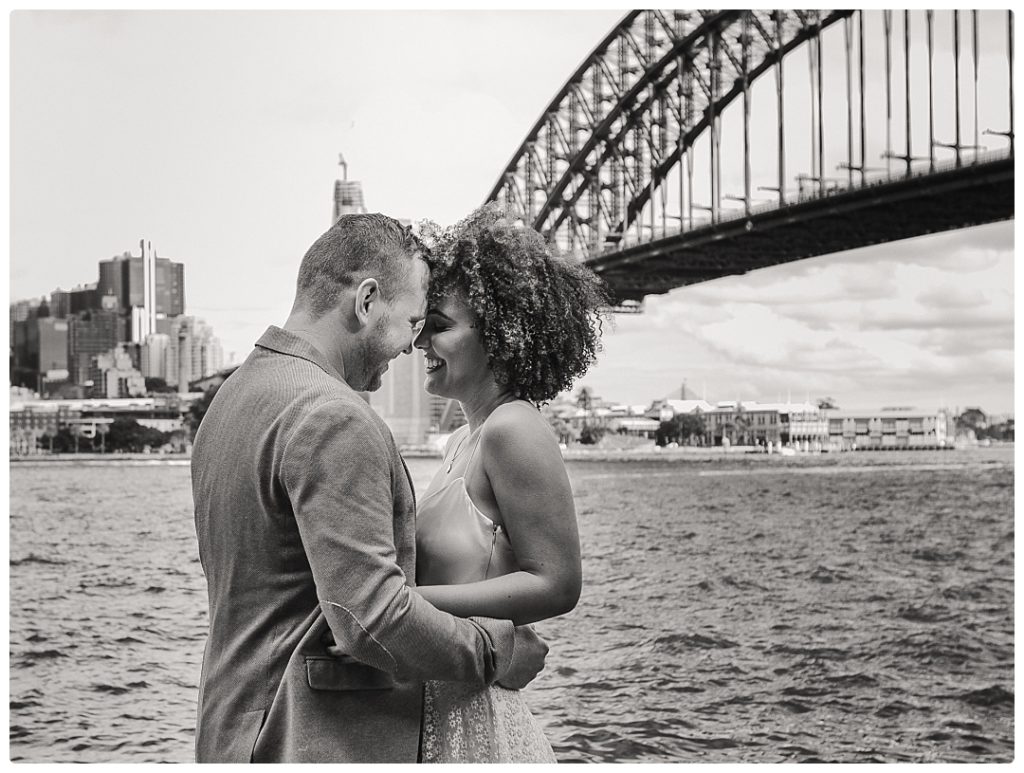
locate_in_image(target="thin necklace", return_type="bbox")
[446,426,477,473]
[445,396,516,473]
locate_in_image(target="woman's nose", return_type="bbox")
[413,325,429,350]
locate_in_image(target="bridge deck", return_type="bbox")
[591,156,1014,302]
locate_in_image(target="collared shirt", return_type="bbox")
[255,325,347,384]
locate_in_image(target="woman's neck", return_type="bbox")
[460,385,517,433]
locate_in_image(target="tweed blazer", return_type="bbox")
[192,326,517,762]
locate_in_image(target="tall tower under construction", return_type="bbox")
[333,153,367,221]
[330,155,461,445]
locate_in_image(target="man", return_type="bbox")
[192,214,547,762]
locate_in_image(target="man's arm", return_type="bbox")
[282,399,540,686]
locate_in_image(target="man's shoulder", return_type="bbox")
[217,349,392,440]
[244,347,363,402]
[256,355,393,446]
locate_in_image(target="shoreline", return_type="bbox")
[9,443,1010,465]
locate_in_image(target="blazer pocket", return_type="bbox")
[304,655,395,692]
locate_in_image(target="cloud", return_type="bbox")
[824,222,1012,273]
[922,325,1014,358]
[915,284,989,309]
[583,223,1014,413]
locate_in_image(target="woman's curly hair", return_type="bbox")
[420,204,610,404]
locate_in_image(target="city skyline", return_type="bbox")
[10,235,224,396]
[9,10,1016,413]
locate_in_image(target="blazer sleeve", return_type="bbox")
[281,399,516,685]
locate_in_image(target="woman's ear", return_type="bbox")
[353,278,380,327]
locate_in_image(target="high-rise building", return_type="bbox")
[371,351,465,445]
[68,308,126,385]
[371,349,432,445]
[97,241,185,341]
[333,154,367,221]
[89,344,147,399]
[11,240,205,396]
[10,299,48,387]
[166,261,185,316]
[166,316,223,391]
[38,317,69,378]
[10,298,39,352]
[69,283,100,315]
[9,299,36,325]
[141,333,171,380]
[49,288,71,319]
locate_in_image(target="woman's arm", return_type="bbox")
[415,404,582,626]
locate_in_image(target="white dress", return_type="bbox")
[416,425,557,763]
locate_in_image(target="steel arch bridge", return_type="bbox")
[486,9,1015,307]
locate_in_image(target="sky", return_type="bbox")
[8,9,1017,415]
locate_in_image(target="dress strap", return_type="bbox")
[461,423,485,470]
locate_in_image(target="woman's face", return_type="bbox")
[414,292,493,400]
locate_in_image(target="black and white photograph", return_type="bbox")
[7,6,1015,764]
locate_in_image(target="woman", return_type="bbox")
[411,205,609,762]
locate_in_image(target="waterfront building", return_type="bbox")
[827,407,950,450]
[9,394,193,454]
[703,400,829,447]
[8,398,61,455]
[647,398,714,422]
[548,395,659,440]
[606,404,660,438]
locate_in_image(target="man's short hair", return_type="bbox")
[295,213,426,317]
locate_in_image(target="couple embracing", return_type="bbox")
[191,205,608,762]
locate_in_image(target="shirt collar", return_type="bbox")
[255,325,347,384]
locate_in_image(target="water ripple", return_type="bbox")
[9,448,1015,762]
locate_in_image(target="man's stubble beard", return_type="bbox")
[352,315,393,392]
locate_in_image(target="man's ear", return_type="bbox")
[353,278,380,327]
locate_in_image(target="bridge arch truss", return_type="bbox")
[487,9,1015,302]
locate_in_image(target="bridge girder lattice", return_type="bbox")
[486,10,1015,304]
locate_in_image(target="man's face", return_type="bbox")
[353,257,429,392]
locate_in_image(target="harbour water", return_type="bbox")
[9,447,1014,762]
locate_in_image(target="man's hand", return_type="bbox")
[497,625,548,690]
